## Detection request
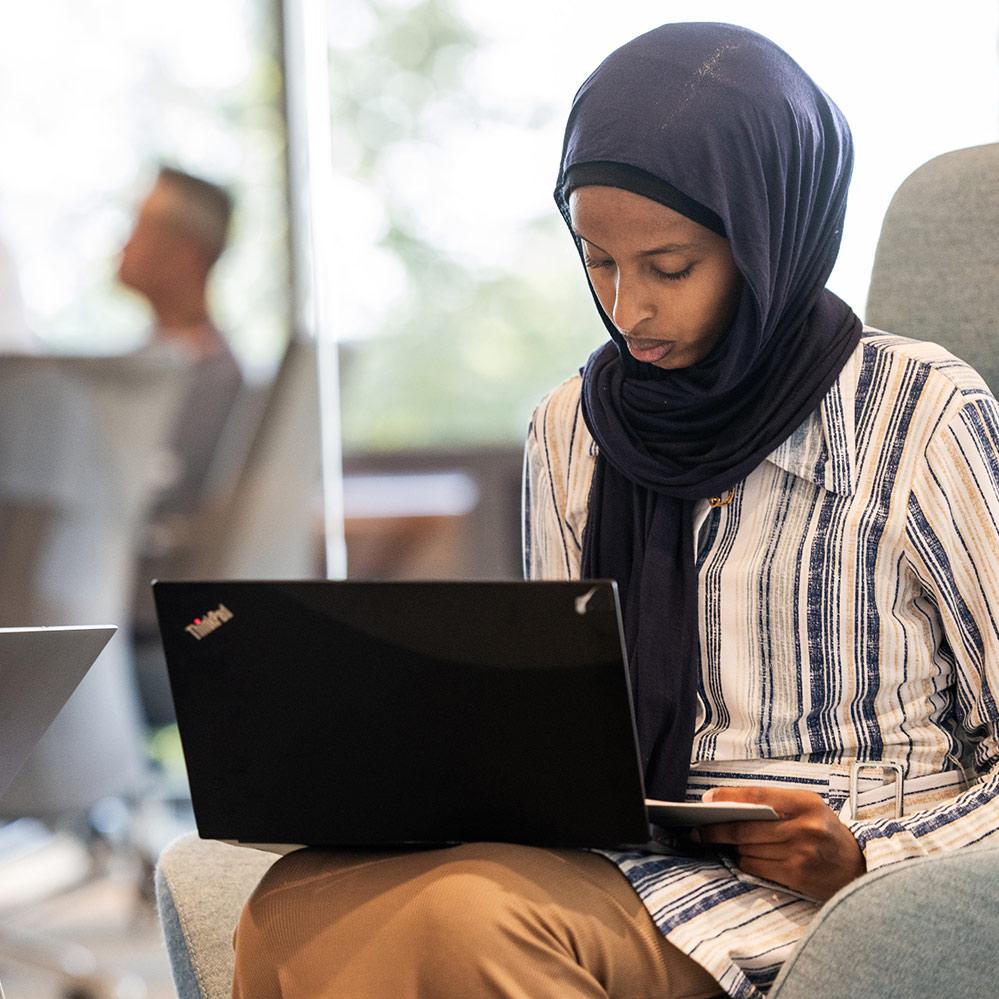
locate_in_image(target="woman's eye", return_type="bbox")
[583,256,613,270]
[654,264,694,282]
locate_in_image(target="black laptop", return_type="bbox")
[153,580,774,849]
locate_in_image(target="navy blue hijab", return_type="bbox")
[556,23,863,799]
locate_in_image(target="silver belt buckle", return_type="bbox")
[849,761,904,819]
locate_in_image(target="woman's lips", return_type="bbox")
[623,337,674,364]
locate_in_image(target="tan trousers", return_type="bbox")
[232,842,723,999]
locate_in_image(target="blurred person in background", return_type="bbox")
[119,165,243,527]
[122,167,244,723]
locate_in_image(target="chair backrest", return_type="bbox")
[184,337,322,580]
[0,354,188,814]
[865,142,999,392]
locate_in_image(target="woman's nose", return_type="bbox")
[611,272,654,333]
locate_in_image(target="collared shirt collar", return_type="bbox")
[765,339,862,497]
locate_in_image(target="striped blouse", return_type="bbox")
[524,331,999,998]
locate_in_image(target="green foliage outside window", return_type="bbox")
[330,0,604,451]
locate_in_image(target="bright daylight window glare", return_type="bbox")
[0,2,996,435]
[0,0,289,376]
[331,0,999,450]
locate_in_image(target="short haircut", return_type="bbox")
[156,166,234,265]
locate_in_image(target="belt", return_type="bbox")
[686,759,968,821]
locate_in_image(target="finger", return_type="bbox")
[733,843,789,862]
[732,857,799,890]
[696,820,795,846]
[704,786,824,818]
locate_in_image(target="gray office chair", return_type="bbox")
[770,842,999,999]
[133,337,323,723]
[0,353,189,997]
[155,146,999,998]
[865,142,999,389]
[157,835,999,999]
[183,336,322,580]
[0,354,188,814]
[157,836,279,999]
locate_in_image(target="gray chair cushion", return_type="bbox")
[155,833,279,999]
[159,832,999,998]
[771,842,999,999]
[865,142,999,394]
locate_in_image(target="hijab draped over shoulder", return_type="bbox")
[555,23,863,799]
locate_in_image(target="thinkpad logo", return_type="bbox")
[185,603,234,640]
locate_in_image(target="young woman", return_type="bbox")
[233,23,999,998]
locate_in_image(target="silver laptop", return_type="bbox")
[0,626,116,797]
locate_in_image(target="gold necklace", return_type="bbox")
[708,488,737,509]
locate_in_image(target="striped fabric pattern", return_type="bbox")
[524,331,999,997]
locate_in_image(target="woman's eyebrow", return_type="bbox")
[638,241,700,256]
[574,231,701,256]
[573,231,608,254]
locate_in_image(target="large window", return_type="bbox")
[331,1,999,449]
[4,4,994,433]
[0,0,289,375]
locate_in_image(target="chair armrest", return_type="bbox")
[771,842,999,999]
[155,833,280,999]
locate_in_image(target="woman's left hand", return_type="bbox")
[693,787,866,902]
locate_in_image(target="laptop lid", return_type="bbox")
[154,580,652,848]
[0,625,116,798]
